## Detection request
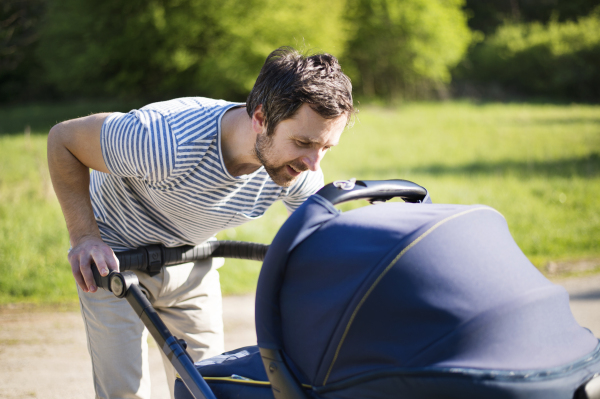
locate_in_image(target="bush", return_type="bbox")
[342,0,473,100]
[465,9,600,101]
[0,0,53,103]
[37,0,348,101]
[463,0,600,35]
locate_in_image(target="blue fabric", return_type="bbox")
[255,195,340,351]
[313,343,600,399]
[175,192,599,398]
[192,346,268,381]
[314,207,595,385]
[174,378,274,399]
[313,342,600,399]
[174,346,273,399]
[173,344,600,399]
[255,196,598,392]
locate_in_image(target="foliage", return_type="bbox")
[0,99,144,134]
[342,0,473,100]
[5,0,475,102]
[463,0,600,35]
[4,0,600,103]
[0,0,50,102]
[462,9,600,101]
[36,0,347,101]
[1,101,599,303]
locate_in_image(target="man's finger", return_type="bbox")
[70,260,89,292]
[95,258,110,277]
[105,250,120,273]
[80,258,97,293]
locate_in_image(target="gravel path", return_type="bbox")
[1,275,599,398]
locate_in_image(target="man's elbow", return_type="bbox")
[47,114,110,174]
[48,122,64,153]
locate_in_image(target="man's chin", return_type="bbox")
[266,168,300,187]
[271,175,298,188]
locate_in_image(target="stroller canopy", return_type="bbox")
[255,195,597,388]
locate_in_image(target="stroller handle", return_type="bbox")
[90,240,269,399]
[113,240,269,275]
[316,178,428,205]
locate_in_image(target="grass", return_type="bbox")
[0,133,72,303]
[0,100,598,303]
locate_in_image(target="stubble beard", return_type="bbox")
[253,133,305,188]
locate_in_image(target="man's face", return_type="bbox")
[254,104,347,187]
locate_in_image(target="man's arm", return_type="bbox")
[47,113,119,293]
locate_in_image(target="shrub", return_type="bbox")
[466,9,600,101]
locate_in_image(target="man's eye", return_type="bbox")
[296,141,310,147]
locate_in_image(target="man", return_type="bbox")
[47,46,354,398]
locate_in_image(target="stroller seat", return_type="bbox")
[176,188,600,399]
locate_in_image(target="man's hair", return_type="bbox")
[246,46,355,136]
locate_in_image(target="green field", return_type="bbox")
[0,101,598,303]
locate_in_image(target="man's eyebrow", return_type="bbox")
[291,135,339,146]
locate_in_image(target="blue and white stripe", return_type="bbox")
[91,97,324,251]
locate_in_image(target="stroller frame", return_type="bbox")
[92,179,428,399]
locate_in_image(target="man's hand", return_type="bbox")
[68,236,119,293]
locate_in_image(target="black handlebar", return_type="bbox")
[316,179,428,206]
[92,240,269,294]
[115,240,269,275]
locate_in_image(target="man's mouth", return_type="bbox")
[286,164,304,177]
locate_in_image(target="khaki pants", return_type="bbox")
[78,258,225,399]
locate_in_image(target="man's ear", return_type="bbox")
[252,104,266,134]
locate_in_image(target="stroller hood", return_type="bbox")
[255,195,597,388]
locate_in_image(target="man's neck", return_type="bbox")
[220,107,262,177]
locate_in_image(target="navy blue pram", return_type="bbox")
[173,179,600,399]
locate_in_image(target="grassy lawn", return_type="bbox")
[0,100,598,303]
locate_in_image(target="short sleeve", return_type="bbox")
[282,168,325,213]
[101,109,177,183]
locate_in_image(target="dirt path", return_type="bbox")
[0,295,255,399]
[552,273,600,337]
[1,275,600,398]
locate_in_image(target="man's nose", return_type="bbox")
[301,149,326,172]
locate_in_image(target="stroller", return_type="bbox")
[93,179,600,399]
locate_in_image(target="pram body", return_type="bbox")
[175,180,600,399]
[94,179,600,399]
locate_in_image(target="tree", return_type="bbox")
[37,0,348,101]
[464,0,600,35]
[343,0,473,99]
[465,9,600,101]
[0,0,48,102]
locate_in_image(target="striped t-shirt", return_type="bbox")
[90,97,324,251]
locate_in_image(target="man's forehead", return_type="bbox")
[277,104,347,145]
[291,103,349,124]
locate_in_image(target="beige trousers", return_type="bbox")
[78,258,225,399]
